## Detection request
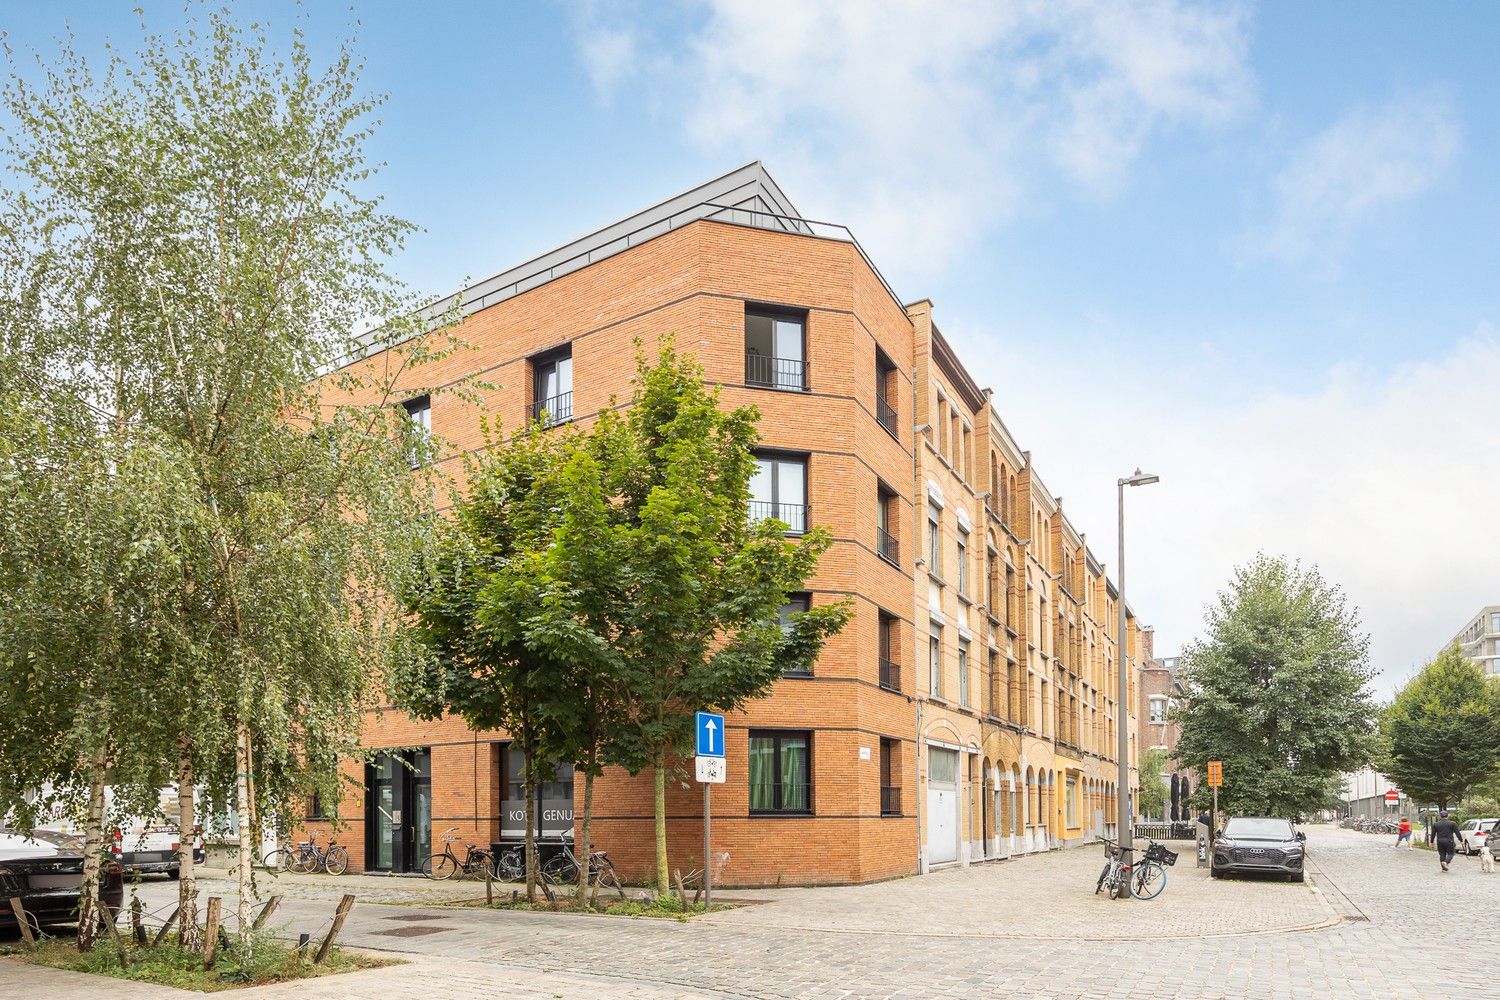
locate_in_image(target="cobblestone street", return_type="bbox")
[4,826,1495,998]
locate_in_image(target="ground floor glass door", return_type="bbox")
[365,748,431,873]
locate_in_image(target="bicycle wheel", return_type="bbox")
[496,850,523,882]
[261,848,294,873]
[324,845,349,876]
[541,853,577,885]
[1131,861,1167,900]
[1096,862,1112,895]
[289,850,315,875]
[422,853,458,880]
[464,850,494,879]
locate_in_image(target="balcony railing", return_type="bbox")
[748,500,807,534]
[529,391,573,427]
[876,393,897,436]
[745,354,809,391]
[876,526,898,564]
[879,658,901,692]
[881,785,902,817]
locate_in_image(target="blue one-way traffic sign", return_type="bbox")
[695,711,725,758]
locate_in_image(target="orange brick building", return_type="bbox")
[302,164,1147,885]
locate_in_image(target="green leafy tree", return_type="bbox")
[1137,749,1170,820]
[1173,554,1377,818]
[398,423,582,903]
[0,9,450,942]
[1380,645,1500,810]
[593,345,852,892]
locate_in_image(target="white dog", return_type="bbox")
[1480,841,1495,874]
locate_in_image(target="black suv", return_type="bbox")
[1211,816,1307,882]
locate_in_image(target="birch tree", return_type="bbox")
[0,9,449,943]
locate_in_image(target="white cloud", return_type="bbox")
[571,0,1253,275]
[951,324,1500,697]
[1249,94,1461,266]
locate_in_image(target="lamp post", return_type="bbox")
[1116,468,1158,893]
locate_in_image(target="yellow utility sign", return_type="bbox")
[1207,760,1223,787]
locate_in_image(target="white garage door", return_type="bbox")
[927,747,960,866]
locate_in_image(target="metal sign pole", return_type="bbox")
[703,782,712,909]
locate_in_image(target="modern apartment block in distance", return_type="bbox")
[304,163,1150,886]
[1448,605,1500,677]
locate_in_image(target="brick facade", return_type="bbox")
[299,168,1150,885]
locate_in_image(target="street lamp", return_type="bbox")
[1116,468,1158,893]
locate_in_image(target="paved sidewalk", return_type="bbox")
[4,826,1493,999]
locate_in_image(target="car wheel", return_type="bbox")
[1209,867,1220,879]
[1289,872,1304,883]
[168,866,180,880]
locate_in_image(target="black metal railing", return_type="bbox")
[1133,821,1199,841]
[879,658,901,692]
[876,393,897,435]
[876,526,898,564]
[529,391,573,426]
[748,500,807,534]
[881,786,902,816]
[745,354,809,391]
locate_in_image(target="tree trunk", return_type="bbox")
[233,722,254,942]
[523,739,537,904]
[76,749,109,953]
[177,745,201,951]
[575,769,595,905]
[654,758,669,894]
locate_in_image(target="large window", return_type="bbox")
[956,526,969,596]
[744,307,807,391]
[927,503,942,576]
[929,628,943,699]
[879,613,900,691]
[778,594,812,675]
[748,731,811,813]
[401,395,431,467]
[875,352,898,437]
[877,484,899,564]
[530,349,573,426]
[880,738,901,816]
[1149,696,1167,724]
[1065,777,1078,827]
[750,454,807,534]
[958,638,970,708]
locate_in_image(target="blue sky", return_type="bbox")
[7,2,1498,690]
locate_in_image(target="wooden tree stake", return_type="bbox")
[202,897,222,970]
[100,903,131,968]
[251,895,283,932]
[8,898,36,950]
[313,893,356,965]
[151,905,180,948]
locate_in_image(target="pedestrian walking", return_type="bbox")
[1395,816,1413,848]
[1431,810,1462,871]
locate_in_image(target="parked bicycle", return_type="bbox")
[423,827,500,881]
[1095,837,1175,900]
[539,839,623,896]
[261,834,348,876]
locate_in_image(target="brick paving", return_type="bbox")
[4,826,1494,998]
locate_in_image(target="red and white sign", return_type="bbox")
[1384,789,1399,804]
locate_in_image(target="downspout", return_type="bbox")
[910,316,924,877]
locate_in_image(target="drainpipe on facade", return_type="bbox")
[915,698,925,874]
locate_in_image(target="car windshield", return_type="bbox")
[1223,818,1294,840]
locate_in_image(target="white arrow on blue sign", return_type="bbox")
[695,711,725,758]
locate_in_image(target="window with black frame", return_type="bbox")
[402,395,431,467]
[748,731,811,814]
[750,453,808,533]
[744,307,808,391]
[530,348,573,426]
[778,594,812,675]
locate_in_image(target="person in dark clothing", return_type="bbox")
[1431,810,1462,871]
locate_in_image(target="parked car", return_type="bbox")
[0,828,124,932]
[1484,828,1500,856]
[112,821,183,878]
[1210,816,1307,882]
[1455,818,1499,856]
